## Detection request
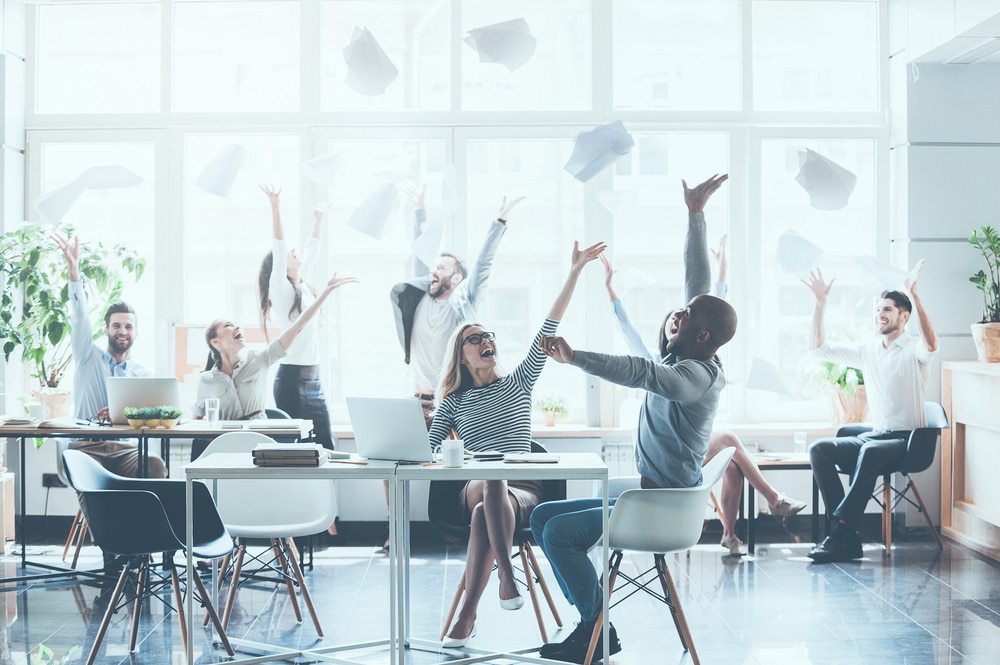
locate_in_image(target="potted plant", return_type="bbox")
[0,224,145,414]
[158,405,182,429]
[969,225,1000,362]
[138,406,160,428]
[535,394,568,427]
[123,406,145,428]
[817,361,867,425]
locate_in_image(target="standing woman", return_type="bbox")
[430,241,606,648]
[258,185,336,449]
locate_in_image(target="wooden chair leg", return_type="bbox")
[204,550,232,627]
[273,539,303,623]
[190,563,235,656]
[584,550,623,665]
[656,554,700,665]
[62,509,82,561]
[171,566,188,657]
[221,545,246,630]
[284,537,324,637]
[129,563,148,652]
[440,570,466,640]
[519,543,547,643]
[85,565,130,665]
[70,518,88,569]
[907,478,944,548]
[524,542,563,627]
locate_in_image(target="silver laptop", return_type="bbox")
[346,397,434,462]
[106,377,181,425]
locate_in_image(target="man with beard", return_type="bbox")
[54,234,167,479]
[803,263,938,563]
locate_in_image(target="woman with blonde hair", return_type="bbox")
[429,240,606,648]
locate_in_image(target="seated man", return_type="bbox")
[531,174,738,664]
[803,262,938,563]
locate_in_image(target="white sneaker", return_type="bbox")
[721,535,743,556]
[770,496,807,516]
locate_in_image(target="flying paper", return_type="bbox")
[348,181,399,239]
[195,144,246,198]
[301,153,341,186]
[746,357,796,399]
[564,121,635,183]
[776,229,823,275]
[34,165,144,224]
[412,213,444,269]
[795,149,857,211]
[464,18,537,72]
[595,189,637,215]
[343,27,399,96]
[855,256,908,290]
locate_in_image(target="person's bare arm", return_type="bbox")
[547,241,607,321]
[277,274,359,350]
[802,269,834,350]
[261,185,284,240]
[905,259,939,353]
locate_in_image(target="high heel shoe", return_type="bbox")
[442,623,476,649]
[499,594,524,611]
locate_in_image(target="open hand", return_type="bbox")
[904,258,925,296]
[801,268,834,303]
[260,185,282,205]
[326,274,359,292]
[498,195,526,220]
[571,241,608,272]
[682,174,728,212]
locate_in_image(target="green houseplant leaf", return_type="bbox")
[969,225,1000,324]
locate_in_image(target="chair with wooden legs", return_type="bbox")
[583,447,735,665]
[55,439,89,569]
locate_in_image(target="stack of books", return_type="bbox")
[252,443,329,467]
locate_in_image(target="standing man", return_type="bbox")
[529,175,737,664]
[804,262,938,563]
[54,233,166,479]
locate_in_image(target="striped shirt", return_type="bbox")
[428,318,558,455]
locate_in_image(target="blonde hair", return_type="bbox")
[437,322,480,402]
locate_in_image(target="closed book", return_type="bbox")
[253,457,328,467]
[252,443,323,460]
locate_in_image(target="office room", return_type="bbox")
[2,0,1000,664]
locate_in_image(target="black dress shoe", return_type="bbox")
[808,535,863,563]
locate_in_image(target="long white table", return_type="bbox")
[183,452,609,665]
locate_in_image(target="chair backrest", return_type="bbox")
[607,447,735,553]
[201,431,337,538]
[61,449,124,491]
[265,407,291,419]
[901,401,949,475]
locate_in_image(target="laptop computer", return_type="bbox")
[106,377,182,425]
[346,397,434,462]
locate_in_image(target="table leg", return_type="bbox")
[748,483,756,554]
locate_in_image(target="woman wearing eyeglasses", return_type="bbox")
[430,240,606,648]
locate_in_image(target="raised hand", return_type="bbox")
[600,255,618,300]
[682,174,729,213]
[904,258,925,296]
[802,268,835,303]
[403,184,426,209]
[710,234,728,283]
[52,233,81,281]
[571,240,608,272]
[325,273,360,292]
[260,184,282,206]
[539,335,575,364]
[498,195,526,221]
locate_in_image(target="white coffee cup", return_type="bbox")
[205,397,220,424]
[442,439,464,468]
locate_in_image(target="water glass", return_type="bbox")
[793,431,808,454]
[205,398,220,425]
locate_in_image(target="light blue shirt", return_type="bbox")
[69,279,148,421]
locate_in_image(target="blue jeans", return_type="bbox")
[273,364,333,450]
[809,430,908,528]
[531,497,614,622]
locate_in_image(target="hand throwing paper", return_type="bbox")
[195,144,246,198]
[464,18,537,72]
[564,121,635,183]
[795,149,857,211]
[35,165,144,224]
[343,27,399,96]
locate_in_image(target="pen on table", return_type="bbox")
[329,459,368,465]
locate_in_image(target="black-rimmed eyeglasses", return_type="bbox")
[463,331,497,346]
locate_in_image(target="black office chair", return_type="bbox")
[62,449,234,665]
[834,401,948,554]
[428,441,565,642]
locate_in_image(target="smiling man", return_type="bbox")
[803,263,938,563]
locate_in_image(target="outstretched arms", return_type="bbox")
[681,174,728,303]
[548,241,607,321]
[276,274,358,351]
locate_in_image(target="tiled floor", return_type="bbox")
[1,527,1000,665]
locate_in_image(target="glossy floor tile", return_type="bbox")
[1,531,999,665]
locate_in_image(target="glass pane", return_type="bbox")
[173,2,299,112]
[320,1,450,112]
[38,142,157,370]
[613,0,741,110]
[753,138,877,419]
[753,1,879,111]
[610,133,730,417]
[461,1,591,111]
[466,139,586,420]
[36,4,160,114]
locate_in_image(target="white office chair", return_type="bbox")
[199,431,337,637]
[583,447,735,665]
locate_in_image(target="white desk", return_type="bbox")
[394,453,610,665]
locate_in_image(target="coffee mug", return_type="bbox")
[442,439,464,468]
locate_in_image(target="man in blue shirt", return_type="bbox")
[54,234,166,479]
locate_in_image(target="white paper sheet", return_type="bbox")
[795,149,857,211]
[412,213,444,269]
[776,229,823,275]
[195,144,246,198]
[343,26,399,96]
[463,18,537,72]
[855,255,908,290]
[746,357,796,398]
[34,165,144,224]
[564,121,635,183]
[301,152,341,187]
[595,189,637,215]
[348,181,399,239]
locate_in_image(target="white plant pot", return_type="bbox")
[970,322,1000,363]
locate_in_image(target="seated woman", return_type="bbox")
[190,272,357,459]
[431,241,606,649]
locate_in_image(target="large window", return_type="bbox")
[22,0,887,427]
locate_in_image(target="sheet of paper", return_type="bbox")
[795,148,857,211]
[195,144,246,198]
[34,165,144,224]
[301,152,341,186]
[855,255,909,290]
[595,189,637,215]
[348,181,398,239]
[776,229,823,275]
[343,26,399,96]
[746,357,796,398]
[463,18,537,72]
[564,121,635,183]
[412,213,444,269]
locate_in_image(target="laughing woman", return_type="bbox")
[429,240,606,649]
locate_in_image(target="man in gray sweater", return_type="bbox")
[530,174,736,664]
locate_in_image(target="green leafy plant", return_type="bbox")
[535,394,568,417]
[123,406,142,419]
[31,644,81,665]
[817,361,864,396]
[969,225,1000,324]
[136,406,158,420]
[158,405,182,420]
[0,224,145,388]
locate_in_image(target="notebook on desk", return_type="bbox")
[346,397,434,463]
[217,419,305,430]
[106,377,181,425]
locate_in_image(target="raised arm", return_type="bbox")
[682,174,727,303]
[406,185,430,276]
[300,202,329,286]
[601,255,654,361]
[262,185,284,240]
[710,234,729,299]
[53,233,93,360]
[462,195,524,306]
[905,259,939,353]
[802,268,834,350]
[276,274,358,351]
[548,241,607,321]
